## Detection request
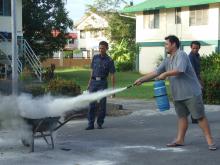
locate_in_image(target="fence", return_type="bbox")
[42,58,92,68]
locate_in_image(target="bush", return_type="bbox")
[155,55,165,67]
[19,67,36,81]
[115,61,133,72]
[23,78,81,97]
[42,64,56,82]
[23,84,46,97]
[72,49,81,54]
[46,78,81,96]
[201,53,220,104]
[63,50,73,58]
[109,39,137,71]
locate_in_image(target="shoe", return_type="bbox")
[208,144,217,151]
[97,125,103,129]
[166,142,184,147]
[85,126,94,130]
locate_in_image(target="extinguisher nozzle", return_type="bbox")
[126,84,136,89]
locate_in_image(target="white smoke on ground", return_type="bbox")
[0,87,127,120]
[0,87,126,145]
[0,95,32,144]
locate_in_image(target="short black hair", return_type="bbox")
[165,35,180,49]
[99,41,109,49]
[191,41,201,48]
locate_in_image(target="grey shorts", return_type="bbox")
[174,95,205,119]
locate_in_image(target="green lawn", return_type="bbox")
[55,68,170,100]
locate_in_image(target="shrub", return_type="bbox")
[42,64,56,82]
[23,84,46,97]
[72,49,81,54]
[115,61,133,72]
[19,67,35,81]
[109,39,137,71]
[63,50,73,58]
[155,55,165,67]
[201,53,220,104]
[46,78,81,96]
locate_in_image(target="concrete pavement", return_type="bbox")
[0,98,220,165]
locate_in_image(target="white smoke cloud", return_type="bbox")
[1,87,126,122]
[17,87,126,119]
[0,87,126,147]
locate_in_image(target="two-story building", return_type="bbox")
[0,0,23,79]
[121,0,220,73]
[0,0,23,37]
[64,32,78,50]
[0,0,42,81]
[75,12,109,58]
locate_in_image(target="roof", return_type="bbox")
[75,12,108,30]
[121,0,220,13]
[66,33,77,39]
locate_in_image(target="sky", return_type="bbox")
[65,0,145,22]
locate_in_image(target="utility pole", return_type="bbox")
[11,0,18,95]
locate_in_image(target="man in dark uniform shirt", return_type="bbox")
[189,41,201,124]
[189,41,201,81]
[86,41,116,130]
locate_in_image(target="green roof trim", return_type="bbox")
[137,40,218,47]
[121,0,220,13]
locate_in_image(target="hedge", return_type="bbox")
[201,53,220,104]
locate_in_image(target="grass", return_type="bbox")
[55,68,170,100]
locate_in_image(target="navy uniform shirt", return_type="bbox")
[91,54,115,78]
[188,52,201,79]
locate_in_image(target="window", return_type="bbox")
[143,10,160,29]
[80,30,86,39]
[90,30,99,38]
[175,8,181,24]
[189,5,208,26]
[0,0,11,16]
[0,0,3,15]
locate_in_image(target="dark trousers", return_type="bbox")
[88,80,107,127]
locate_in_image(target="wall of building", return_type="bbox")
[136,3,220,42]
[184,45,216,56]
[139,46,164,74]
[78,33,108,50]
[76,13,109,58]
[136,3,220,73]
[0,0,23,36]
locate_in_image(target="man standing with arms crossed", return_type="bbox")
[134,35,217,150]
[86,41,115,130]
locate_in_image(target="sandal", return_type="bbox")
[166,142,184,147]
[208,144,217,151]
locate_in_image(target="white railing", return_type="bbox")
[7,54,23,73]
[20,39,42,81]
[0,33,42,81]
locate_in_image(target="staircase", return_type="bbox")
[0,33,42,81]
[0,40,22,79]
[19,39,42,81]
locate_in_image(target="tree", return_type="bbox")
[86,0,130,12]
[107,12,136,71]
[86,0,137,71]
[22,0,73,59]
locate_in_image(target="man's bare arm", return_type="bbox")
[134,71,159,85]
